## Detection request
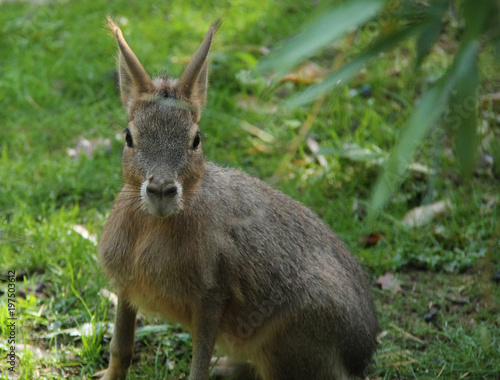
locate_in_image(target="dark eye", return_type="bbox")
[192,131,201,150]
[124,128,133,148]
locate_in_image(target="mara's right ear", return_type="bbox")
[107,17,152,109]
[175,20,221,119]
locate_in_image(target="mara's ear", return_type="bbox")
[176,20,221,112]
[107,17,152,108]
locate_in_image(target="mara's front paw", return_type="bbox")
[92,367,127,380]
[210,357,258,380]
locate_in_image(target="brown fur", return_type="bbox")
[96,18,378,380]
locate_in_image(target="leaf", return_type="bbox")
[287,23,420,107]
[258,0,387,77]
[98,288,118,306]
[20,344,53,360]
[71,224,98,246]
[359,232,385,248]
[402,199,452,228]
[423,306,439,323]
[40,322,113,339]
[461,1,493,43]
[135,324,171,337]
[447,1,491,178]
[319,143,385,163]
[67,137,111,159]
[367,40,480,223]
[306,137,327,167]
[376,272,402,293]
[448,57,479,178]
[415,0,450,67]
[280,61,327,85]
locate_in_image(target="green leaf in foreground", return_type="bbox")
[258,0,387,78]
[367,41,480,223]
[286,24,420,107]
[447,0,492,178]
[415,0,450,67]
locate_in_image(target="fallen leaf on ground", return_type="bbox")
[376,272,403,294]
[476,153,494,176]
[358,232,385,248]
[98,288,118,306]
[239,121,276,144]
[402,199,452,228]
[16,344,52,360]
[306,137,327,168]
[280,61,326,85]
[481,92,500,106]
[389,323,425,344]
[67,137,111,159]
[41,322,113,339]
[71,224,98,246]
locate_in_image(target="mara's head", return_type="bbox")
[108,17,219,218]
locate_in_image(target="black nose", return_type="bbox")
[146,179,177,199]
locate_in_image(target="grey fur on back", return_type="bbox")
[200,162,378,373]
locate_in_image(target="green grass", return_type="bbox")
[1,0,499,379]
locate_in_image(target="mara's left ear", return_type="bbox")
[108,16,153,110]
[176,20,221,118]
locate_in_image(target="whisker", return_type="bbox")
[132,200,145,214]
[123,180,141,188]
[113,200,142,215]
[115,196,143,202]
[121,183,140,188]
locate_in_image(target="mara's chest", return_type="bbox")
[124,276,194,328]
[99,209,204,325]
[100,238,201,327]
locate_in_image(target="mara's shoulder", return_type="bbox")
[202,161,273,192]
[204,161,249,177]
[201,161,316,218]
[198,162,338,244]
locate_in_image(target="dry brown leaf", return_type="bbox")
[390,323,425,344]
[240,121,276,144]
[358,232,385,248]
[280,61,326,85]
[376,272,402,294]
[246,141,274,155]
[481,92,500,107]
